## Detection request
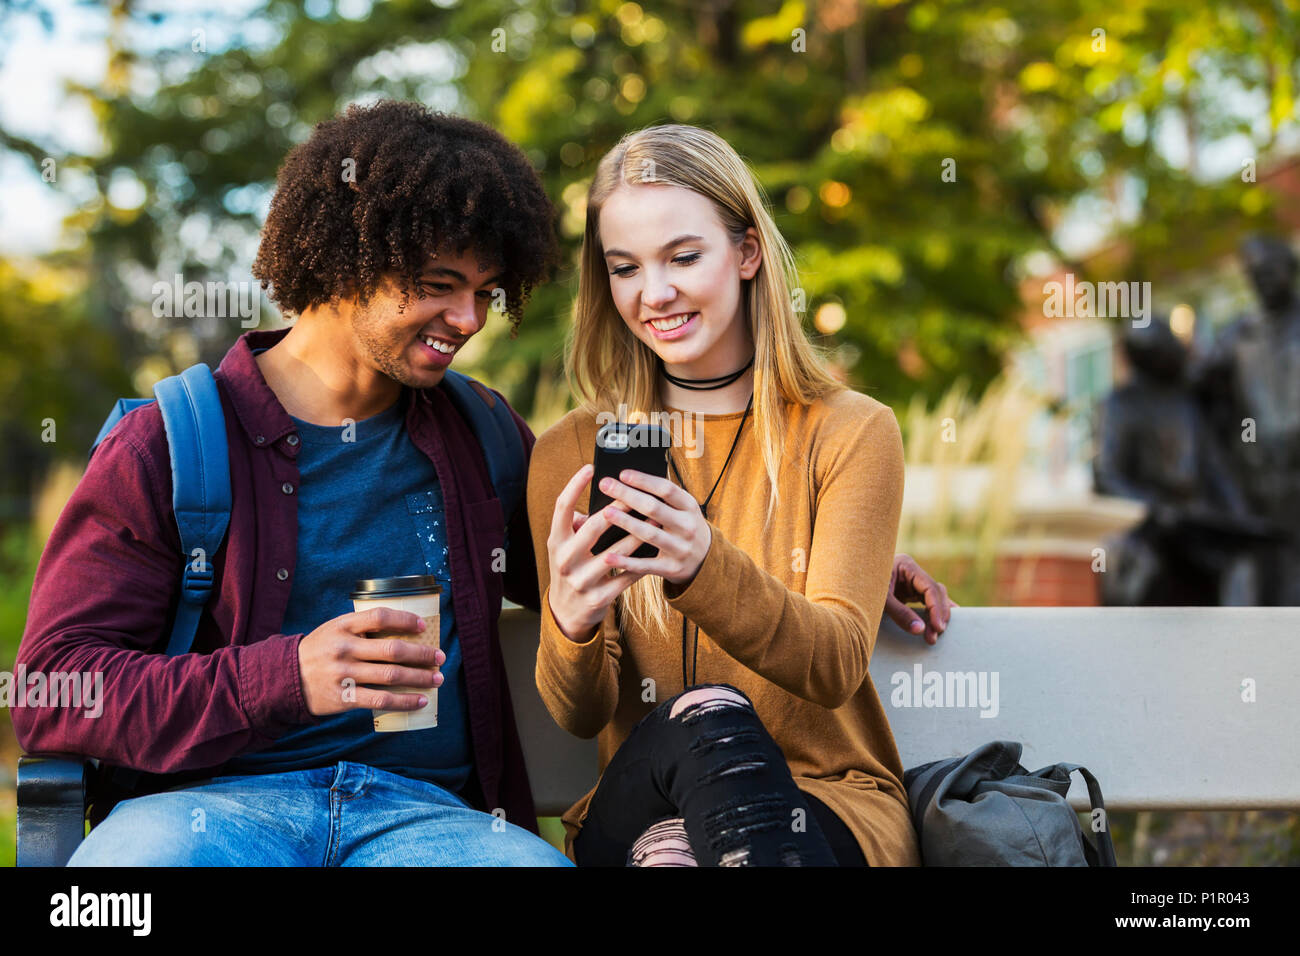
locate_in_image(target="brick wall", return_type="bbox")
[994,554,1100,606]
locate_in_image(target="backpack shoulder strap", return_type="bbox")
[90,365,231,657]
[152,363,232,656]
[437,370,526,521]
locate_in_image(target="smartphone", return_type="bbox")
[588,422,672,559]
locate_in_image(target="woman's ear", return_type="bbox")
[738,227,762,280]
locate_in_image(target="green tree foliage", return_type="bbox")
[0,255,134,519]
[3,0,1296,481]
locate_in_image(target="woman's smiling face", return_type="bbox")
[598,182,761,377]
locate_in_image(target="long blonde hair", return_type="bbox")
[566,124,843,636]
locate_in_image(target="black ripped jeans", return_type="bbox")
[573,683,868,866]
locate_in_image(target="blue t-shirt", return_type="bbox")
[222,391,472,792]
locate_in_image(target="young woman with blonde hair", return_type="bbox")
[525,124,947,866]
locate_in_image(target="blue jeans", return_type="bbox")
[67,761,572,867]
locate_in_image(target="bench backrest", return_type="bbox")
[498,606,1300,815]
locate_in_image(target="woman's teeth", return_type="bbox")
[648,312,696,331]
[422,335,457,354]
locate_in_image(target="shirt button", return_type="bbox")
[286,434,299,446]
[255,434,266,444]
[281,482,294,495]
[276,568,289,581]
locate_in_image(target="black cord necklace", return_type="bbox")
[667,393,753,689]
[660,356,754,391]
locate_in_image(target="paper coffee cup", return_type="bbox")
[350,575,441,732]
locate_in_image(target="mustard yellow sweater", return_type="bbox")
[525,387,920,866]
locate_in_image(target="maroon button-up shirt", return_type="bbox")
[13,328,542,831]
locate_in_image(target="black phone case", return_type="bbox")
[589,423,671,559]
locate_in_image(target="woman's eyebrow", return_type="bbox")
[603,234,705,259]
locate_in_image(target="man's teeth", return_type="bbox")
[422,336,457,354]
[649,313,695,331]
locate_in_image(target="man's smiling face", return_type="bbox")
[349,247,504,388]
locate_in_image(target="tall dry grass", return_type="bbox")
[896,370,1048,605]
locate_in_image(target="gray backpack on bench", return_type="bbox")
[903,740,1118,866]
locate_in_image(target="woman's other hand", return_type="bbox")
[546,464,648,643]
[885,552,959,646]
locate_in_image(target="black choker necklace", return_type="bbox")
[660,356,754,391]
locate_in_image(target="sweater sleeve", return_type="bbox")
[525,414,623,739]
[662,403,905,709]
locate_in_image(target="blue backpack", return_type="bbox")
[91,362,525,666]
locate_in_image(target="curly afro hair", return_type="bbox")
[252,99,559,334]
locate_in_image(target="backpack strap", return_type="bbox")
[437,369,526,521]
[91,364,232,657]
[1052,763,1119,867]
[152,364,232,657]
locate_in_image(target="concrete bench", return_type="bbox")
[499,605,1300,816]
[18,605,1300,864]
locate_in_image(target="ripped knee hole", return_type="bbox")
[629,817,697,867]
[669,686,751,721]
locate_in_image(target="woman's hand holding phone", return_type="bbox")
[546,464,652,643]
[594,468,710,587]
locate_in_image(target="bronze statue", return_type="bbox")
[1093,317,1276,605]
[1191,235,1300,604]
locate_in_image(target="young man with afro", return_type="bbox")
[15,99,573,865]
